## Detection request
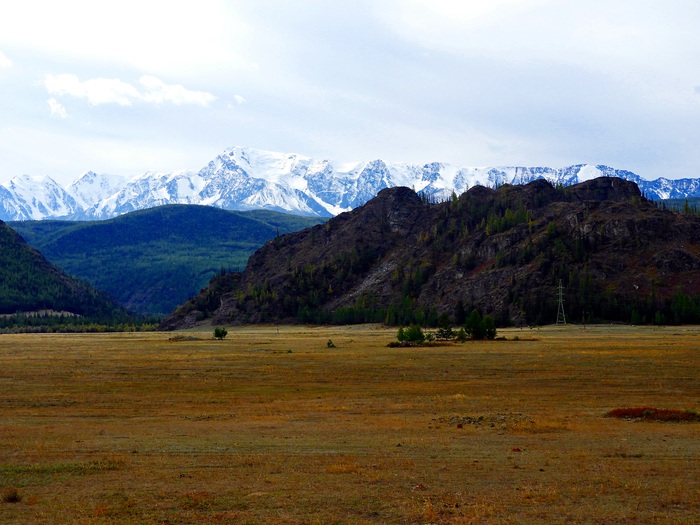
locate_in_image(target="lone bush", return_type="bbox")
[397,324,425,343]
[213,327,228,340]
[455,327,468,342]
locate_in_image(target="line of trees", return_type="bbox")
[395,308,497,344]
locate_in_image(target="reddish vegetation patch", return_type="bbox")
[606,407,700,422]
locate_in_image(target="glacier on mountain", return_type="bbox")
[1,146,698,221]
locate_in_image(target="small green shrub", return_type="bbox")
[213,327,228,340]
[435,313,454,340]
[398,324,425,343]
[455,328,468,342]
[435,327,453,339]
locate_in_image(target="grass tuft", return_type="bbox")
[2,487,22,503]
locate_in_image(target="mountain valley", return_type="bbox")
[10,205,324,316]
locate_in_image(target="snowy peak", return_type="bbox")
[69,171,128,209]
[84,170,202,219]
[2,174,78,220]
[221,146,313,183]
[1,147,699,221]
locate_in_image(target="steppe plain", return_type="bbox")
[1,324,698,524]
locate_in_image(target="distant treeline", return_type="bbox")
[656,197,700,215]
[0,311,158,334]
[296,291,700,328]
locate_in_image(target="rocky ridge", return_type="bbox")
[160,177,700,329]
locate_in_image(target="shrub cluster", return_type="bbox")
[464,310,497,340]
[395,309,496,344]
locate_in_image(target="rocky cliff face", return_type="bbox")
[160,177,700,329]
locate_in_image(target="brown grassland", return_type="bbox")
[0,324,698,524]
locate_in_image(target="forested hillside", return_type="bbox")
[11,205,324,316]
[161,178,700,329]
[0,220,129,326]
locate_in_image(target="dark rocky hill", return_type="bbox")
[0,220,128,320]
[160,177,700,329]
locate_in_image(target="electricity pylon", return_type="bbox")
[556,279,566,325]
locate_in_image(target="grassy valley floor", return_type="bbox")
[0,324,698,523]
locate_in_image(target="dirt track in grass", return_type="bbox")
[1,324,698,523]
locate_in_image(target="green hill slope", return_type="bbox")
[0,220,128,321]
[10,205,324,316]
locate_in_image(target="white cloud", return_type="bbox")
[47,97,67,119]
[0,1,253,78]
[0,51,11,68]
[44,74,139,106]
[234,95,247,105]
[44,74,216,107]
[138,76,216,107]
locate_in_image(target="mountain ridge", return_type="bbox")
[2,146,700,221]
[159,177,700,329]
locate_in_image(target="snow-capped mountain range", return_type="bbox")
[2,146,699,221]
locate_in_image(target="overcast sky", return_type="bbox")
[1,0,699,185]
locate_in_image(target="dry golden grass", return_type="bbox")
[0,324,698,524]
